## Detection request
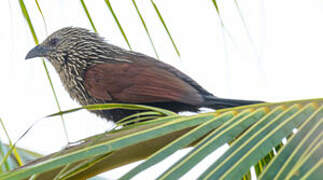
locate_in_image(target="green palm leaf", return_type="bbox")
[0,98,321,179]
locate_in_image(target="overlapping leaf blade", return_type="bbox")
[259,106,323,179]
[120,112,235,180]
[0,113,215,180]
[158,108,268,179]
[0,99,321,179]
[199,103,317,179]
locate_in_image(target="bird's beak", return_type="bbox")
[25,45,49,60]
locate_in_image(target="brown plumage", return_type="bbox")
[25,27,263,122]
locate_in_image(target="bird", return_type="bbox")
[25,27,263,122]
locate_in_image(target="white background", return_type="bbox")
[0,0,322,179]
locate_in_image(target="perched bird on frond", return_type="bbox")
[26,27,263,122]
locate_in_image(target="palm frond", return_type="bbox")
[0,98,321,179]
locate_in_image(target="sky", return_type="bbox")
[0,0,322,179]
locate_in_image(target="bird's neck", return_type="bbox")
[48,56,93,105]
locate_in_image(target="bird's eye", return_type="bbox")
[49,38,59,46]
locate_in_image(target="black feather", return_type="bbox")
[202,96,264,109]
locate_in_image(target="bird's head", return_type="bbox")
[25,27,106,65]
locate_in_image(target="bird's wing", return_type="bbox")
[84,62,203,105]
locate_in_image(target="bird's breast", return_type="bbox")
[57,64,96,105]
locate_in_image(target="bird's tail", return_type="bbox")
[203,96,264,109]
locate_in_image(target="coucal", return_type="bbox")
[25,27,263,122]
